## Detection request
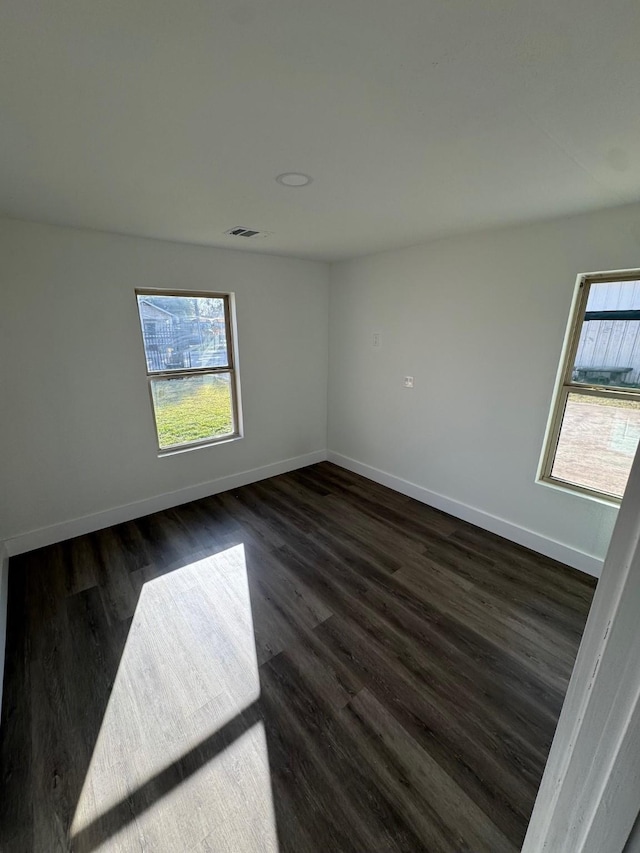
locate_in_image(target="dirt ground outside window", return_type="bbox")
[552,396,640,498]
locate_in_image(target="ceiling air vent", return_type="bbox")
[224,227,271,239]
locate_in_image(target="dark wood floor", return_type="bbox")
[0,462,596,852]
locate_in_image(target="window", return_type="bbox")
[541,272,640,501]
[135,290,240,452]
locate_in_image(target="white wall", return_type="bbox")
[0,219,329,550]
[328,203,640,571]
[5,202,640,570]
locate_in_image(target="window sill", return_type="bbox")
[536,475,621,508]
[157,433,242,458]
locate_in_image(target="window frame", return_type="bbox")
[135,288,241,454]
[539,270,640,504]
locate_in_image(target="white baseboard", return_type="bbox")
[4,445,603,578]
[4,450,327,557]
[327,452,603,578]
[0,542,9,718]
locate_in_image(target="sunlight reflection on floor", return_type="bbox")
[70,545,279,852]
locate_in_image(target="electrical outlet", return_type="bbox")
[404,376,414,388]
[372,333,381,347]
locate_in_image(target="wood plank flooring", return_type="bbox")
[0,462,596,852]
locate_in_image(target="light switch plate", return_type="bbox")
[404,376,414,388]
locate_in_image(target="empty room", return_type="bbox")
[2,1,640,851]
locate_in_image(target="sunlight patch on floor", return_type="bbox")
[70,545,278,852]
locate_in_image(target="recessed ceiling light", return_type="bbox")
[276,172,313,187]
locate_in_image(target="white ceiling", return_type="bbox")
[2,0,640,261]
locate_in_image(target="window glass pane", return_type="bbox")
[150,374,234,449]
[137,295,229,372]
[551,392,640,498]
[586,279,640,312]
[573,279,640,390]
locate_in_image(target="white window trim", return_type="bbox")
[537,269,640,505]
